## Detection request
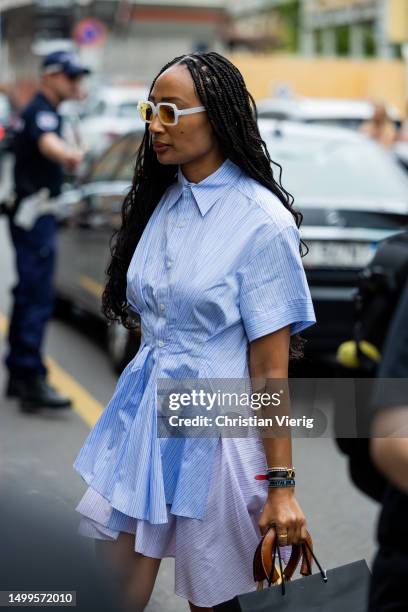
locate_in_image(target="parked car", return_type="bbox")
[256,96,401,130]
[55,129,145,372]
[61,85,148,154]
[256,96,406,175]
[258,119,408,361]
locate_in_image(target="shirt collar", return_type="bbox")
[167,158,242,217]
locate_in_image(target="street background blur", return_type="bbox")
[1,1,408,610]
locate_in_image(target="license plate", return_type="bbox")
[304,241,377,269]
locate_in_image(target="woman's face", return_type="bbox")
[148,63,220,166]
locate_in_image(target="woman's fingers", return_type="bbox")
[277,516,307,545]
[276,524,289,547]
[258,518,307,546]
[258,496,308,544]
[289,516,307,545]
[300,521,308,542]
[293,520,302,545]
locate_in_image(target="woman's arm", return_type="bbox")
[370,407,408,494]
[248,325,307,545]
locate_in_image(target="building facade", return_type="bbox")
[300,0,406,58]
[0,0,228,84]
[225,0,408,58]
[224,0,300,52]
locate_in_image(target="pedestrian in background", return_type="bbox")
[360,101,397,149]
[73,51,316,612]
[4,51,90,412]
[368,278,408,612]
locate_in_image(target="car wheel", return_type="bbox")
[106,321,140,374]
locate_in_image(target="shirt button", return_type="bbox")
[166,260,172,269]
[159,303,165,312]
[158,340,165,348]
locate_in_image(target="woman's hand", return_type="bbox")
[258,487,307,545]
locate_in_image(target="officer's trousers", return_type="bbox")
[5,214,57,379]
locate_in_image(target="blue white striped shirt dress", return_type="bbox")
[73,158,316,607]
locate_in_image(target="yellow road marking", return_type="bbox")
[0,312,102,427]
[0,315,7,336]
[79,275,104,299]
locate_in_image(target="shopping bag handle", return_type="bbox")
[253,525,327,595]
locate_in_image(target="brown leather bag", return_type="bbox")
[253,526,315,591]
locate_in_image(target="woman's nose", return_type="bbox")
[149,113,165,135]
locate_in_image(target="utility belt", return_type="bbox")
[0,188,60,230]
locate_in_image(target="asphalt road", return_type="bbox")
[0,162,380,610]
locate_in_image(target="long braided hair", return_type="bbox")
[102,52,307,359]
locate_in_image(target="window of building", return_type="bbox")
[361,21,375,57]
[314,29,323,54]
[336,25,350,56]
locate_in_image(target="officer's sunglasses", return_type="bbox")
[137,100,206,126]
[65,73,82,82]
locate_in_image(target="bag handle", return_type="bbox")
[255,526,312,583]
[253,526,327,595]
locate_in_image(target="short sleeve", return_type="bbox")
[27,109,60,143]
[238,224,316,342]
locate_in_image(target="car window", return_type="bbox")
[115,134,144,181]
[117,102,140,118]
[301,208,408,230]
[262,132,408,203]
[88,135,137,182]
[304,118,364,130]
[85,99,106,116]
[257,111,290,120]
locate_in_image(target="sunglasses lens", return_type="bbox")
[159,104,176,125]
[139,102,154,123]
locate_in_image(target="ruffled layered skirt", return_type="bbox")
[75,435,292,608]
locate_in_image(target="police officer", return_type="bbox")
[5,51,91,412]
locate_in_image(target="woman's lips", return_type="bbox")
[153,142,171,152]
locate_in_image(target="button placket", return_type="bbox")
[165,187,190,271]
[155,285,167,348]
[164,203,175,272]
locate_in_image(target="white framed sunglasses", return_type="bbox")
[137,100,206,126]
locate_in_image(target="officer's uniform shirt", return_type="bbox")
[13,92,63,199]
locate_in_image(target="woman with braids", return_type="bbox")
[73,52,316,611]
